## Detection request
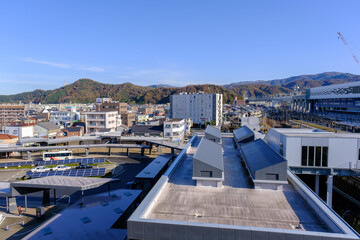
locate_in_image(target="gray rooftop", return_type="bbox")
[11,176,114,191]
[240,139,287,173]
[233,125,254,142]
[204,125,221,139]
[269,128,360,139]
[24,189,142,240]
[140,137,341,232]
[135,154,173,179]
[193,138,223,171]
[36,122,60,131]
[127,135,360,240]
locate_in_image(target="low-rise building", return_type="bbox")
[64,127,84,137]
[34,122,61,138]
[131,125,163,137]
[138,106,154,115]
[264,128,360,169]
[95,101,128,114]
[121,113,135,128]
[85,111,119,133]
[136,114,152,123]
[50,111,80,127]
[163,119,186,143]
[11,117,36,126]
[0,134,18,145]
[1,125,34,139]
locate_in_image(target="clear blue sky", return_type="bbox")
[0,0,360,95]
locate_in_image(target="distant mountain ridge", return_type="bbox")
[0,72,359,104]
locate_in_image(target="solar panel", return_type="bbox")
[98,169,106,176]
[25,167,107,178]
[32,172,41,178]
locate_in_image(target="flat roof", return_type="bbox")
[24,189,142,240]
[269,128,360,139]
[165,118,184,123]
[11,176,114,191]
[135,154,173,179]
[134,136,352,236]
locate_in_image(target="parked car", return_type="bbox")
[52,165,71,171]
[76,164,93,169]
[31,166,51,173]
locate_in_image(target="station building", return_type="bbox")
[127,129,360,240]
[264,128,360,207]
[292,81,360,124]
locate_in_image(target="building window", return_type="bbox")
[301,146,328,167]
[308,146,315,166]
[279,143,283,156]
[322,147,328,167]
[315,147,322,167]
[301,146,307,166]
[200,171,212,177]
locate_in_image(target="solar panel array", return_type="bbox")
[38,158,105,166]
[0,158,105,168]
[26,168,107,178]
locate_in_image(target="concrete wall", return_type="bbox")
[328,138,358,168]
[285,137,301,167]
[2,126,34,139]
[205,132,221,143]
[193,159,223,179]
[255,161,287,182]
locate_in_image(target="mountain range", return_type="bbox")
[0,72,359,104]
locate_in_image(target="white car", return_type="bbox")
[52,165,71,171]
[31,166,51,173]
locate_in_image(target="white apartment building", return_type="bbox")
[50,111,80,127]
[163,119,186,143]
[85,111,120,133]
[1,125,34,139]
[170,93,223,126]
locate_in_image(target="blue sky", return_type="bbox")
[0,0,360,94]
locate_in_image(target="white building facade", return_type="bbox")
[85,111,120,133]
[163,119,186,143]
[170,93,223,126]
[264,128,360,169]
[50,111,80,127]
[1,125,34,139]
